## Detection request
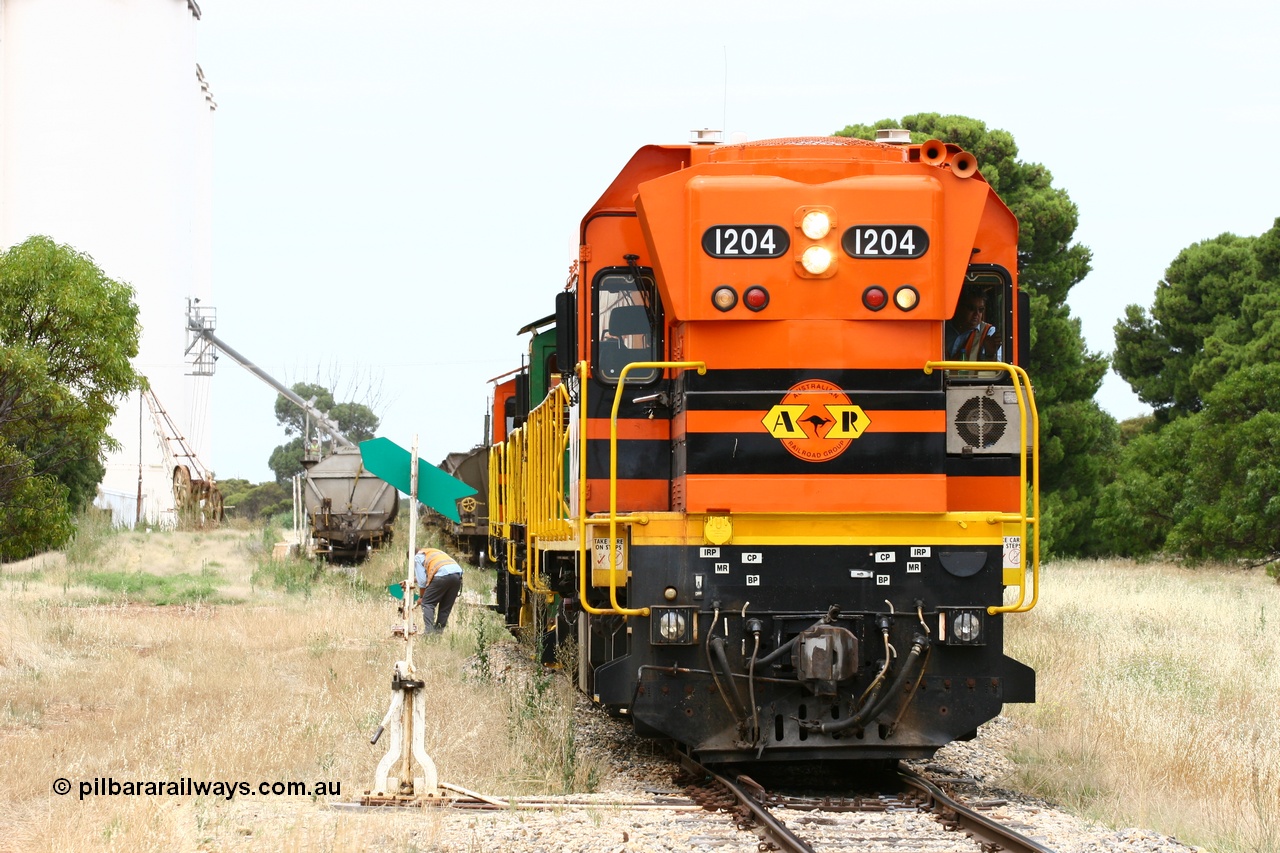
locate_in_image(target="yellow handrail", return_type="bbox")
[574,361,617,615]
[520,385,574,598]
[487,440,522,578]
[924,360,1040,614]
[606,360,707,617]
[486,442,502,566]
[527,383,573,542]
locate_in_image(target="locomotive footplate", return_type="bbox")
[629,647,1032,764]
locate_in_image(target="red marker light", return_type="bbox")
[863,286,888,311]
[744,286,769,311]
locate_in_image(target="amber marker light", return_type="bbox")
[862,285,888,311]
[711,286,738,311]
[894,285,920,311]
[801,245,834,275]
[744,286,770,311]
[801,210,832,239]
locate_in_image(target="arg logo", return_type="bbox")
[762,379,871,462]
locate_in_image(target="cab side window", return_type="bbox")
[944,268,1011,378]
[593,269,661,384]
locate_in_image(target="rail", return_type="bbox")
[897,765,1058,853]
[923,360,1041,615]
[669,748,815,853]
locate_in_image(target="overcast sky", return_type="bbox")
[195,0,1280,483]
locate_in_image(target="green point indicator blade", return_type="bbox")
[358,437,478,523]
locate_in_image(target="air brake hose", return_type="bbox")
[887,642,932,737]
[704,608,742,724]
[751,634,798,671]
[816,634,930,734]
[709,636,750,723]
[746,623,763,745]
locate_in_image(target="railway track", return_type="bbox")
[343,744,1056,853]
[672,749,1058,853]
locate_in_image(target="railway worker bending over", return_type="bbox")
[946,287,1002,362]
[414,547,463,635]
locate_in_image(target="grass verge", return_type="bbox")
[1004,559,1280,853]
[0,521,604,852]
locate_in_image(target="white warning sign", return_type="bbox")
[592,537,626,575]
[1003,535,1022,570]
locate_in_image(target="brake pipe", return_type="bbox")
[855,626,895,713]
[887,642,932,737]
[709,636,750,727]
[813,634,929,735]
[704,606,741,724]
[746,624,762,746]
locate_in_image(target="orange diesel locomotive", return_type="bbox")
[487,132,1040,763]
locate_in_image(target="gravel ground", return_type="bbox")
[398,696,1207,853]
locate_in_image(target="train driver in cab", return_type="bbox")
[946,287,1002,362]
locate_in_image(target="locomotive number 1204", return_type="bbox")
[841,224,930,258]
[702,225,791,258]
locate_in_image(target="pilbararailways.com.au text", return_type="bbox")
[54,777,342,801]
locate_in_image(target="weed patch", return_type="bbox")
[79,567,232,605]
[64,507,120,566]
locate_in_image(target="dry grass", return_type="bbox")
[9,523,1275,852]
[0,522,603,852]
[1005,559,1280,853]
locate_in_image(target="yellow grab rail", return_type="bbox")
[604,360,707,617]
[526,383,573,542]
[486,441,503,570]
[924,360,1040,615]
[574,361,616,616]
[516,383,574,598]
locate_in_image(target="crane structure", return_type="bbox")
[184,299,400,559]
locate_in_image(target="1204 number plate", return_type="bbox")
[842,225,929,258]
[702,225,791,258]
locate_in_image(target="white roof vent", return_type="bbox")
[690,128,724,145]
[876,128,912,144]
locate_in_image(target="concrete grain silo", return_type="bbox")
[0,0,214,526]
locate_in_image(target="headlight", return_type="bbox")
[945,609,985,645]
[650,606,697,644]
[801,210,832,239]
[801,246,834,275]
[658,610,686,641]
[953,612,979,642]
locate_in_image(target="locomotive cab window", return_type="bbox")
[944,267,1013,381]
[593,268,662,384]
